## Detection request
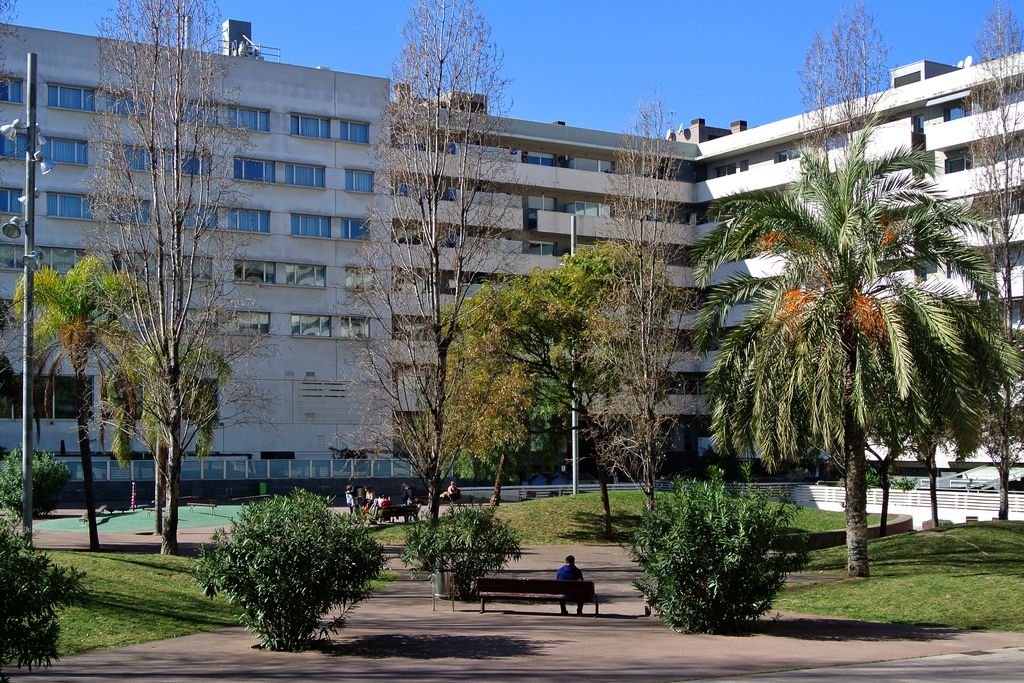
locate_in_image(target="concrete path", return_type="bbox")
[18,540,1024,682]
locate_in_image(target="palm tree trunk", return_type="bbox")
[74,366,99,551]
[924,443,939,528]
[844,419,869,578]
[489,450,507,507]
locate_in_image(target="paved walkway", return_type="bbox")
[21,530,1024,682]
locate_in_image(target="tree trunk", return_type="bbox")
[74,367,99,551]
[878,461,890,538]
[160,409,183,555]
[155,444,166,535]
[490,450,507,507]
[844,420,869,578]
[427,472,442,520]
[925,445,939,528]
[597,459,612,539]
[999,465,1010,521]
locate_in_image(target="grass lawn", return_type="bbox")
[776,521,1024,632]
[49,551,399,656]
[50,551,238,656]
[370,491,871,544]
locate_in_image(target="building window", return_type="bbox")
[943,103,968,122]
[291,314,331,337]
[236,311,270,334]
[47,193,92,220]
[0,78,23,103]
[103,92,139,116]
[944,150,972,174]
[47,84,95,111]
[0,243,21,269]
[338,120,369,143]
[234,260,275,284]
[340,218,368,240]
[0,133,26,158]
[283,163,325,188]
[290,213,331,238]
[0,187,19,214]
[290,114,331,139]
[337,316,370,340]
[124,147,150,171]
[564,201,610,217]
[45,248,82,273]
[227,107,270,132]
[284,263,327,287]
[526,152,555,166]
[775,149,800,163]
[227,209,270,233]
[179,155,209,176]
[48,138,88,165]
[912,114,926,134]
[345,170,373,193]
[739,159,749,172]
[233,158,276,183]
[527,241,556,256]
[714,162,737,178]
[345,268,373,290]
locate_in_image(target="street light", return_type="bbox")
[0,53,51,534]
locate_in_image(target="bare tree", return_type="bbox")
[972,0,1024,520]
[799,1,890,147]
[88,0,261,554]
[590,97,692,511]
[357,0,515,519]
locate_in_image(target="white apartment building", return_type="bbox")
[0,20,1017,482]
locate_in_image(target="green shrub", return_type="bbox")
[0,514,82,682]
[401,506,522,600]
[0,450,70,519]
[629,472,807,634]
[195,490,385,651]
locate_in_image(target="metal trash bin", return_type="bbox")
[430,568,455,611]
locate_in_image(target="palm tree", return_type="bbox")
[15,256,123,550]
[693,122,1019,577]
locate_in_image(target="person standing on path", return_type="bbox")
[556,555,584,615]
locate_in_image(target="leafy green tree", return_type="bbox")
[195,491,385,651]
[401,506,521,600]
[466,247,619,534]
[15,257,124,550]
[0,514,83,681]
[694,122,1019,577]
[629,470,806,633]
[0,450,70,518]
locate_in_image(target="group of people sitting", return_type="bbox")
[344,482,419,521]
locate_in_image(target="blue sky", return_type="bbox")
[12,0,1021,133]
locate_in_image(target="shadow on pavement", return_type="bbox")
[325,633,551,659]
[753,616,961,642]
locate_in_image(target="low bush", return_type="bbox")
[401,506,521,600]
[0,514,82,682]
[195,490,386,651]
[0,450,70,519]
[629,470,807,633]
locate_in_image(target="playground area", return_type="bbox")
[34,505,243,534]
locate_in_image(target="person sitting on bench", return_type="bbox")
[556,555,585,615]
[441,481,462,504]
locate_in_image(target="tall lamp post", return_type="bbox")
[2,53,49,533]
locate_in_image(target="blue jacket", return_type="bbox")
[556,564,583,581]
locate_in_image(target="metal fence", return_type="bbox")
[55,457,416,482]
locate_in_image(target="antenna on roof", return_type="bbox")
[957,59,965,68]
[964,55,974,68]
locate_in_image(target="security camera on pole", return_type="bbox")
[1,53,53,533]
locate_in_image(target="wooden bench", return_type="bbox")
[477,577,598,616]
[375,504,419,523]
[186,501,218,515]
